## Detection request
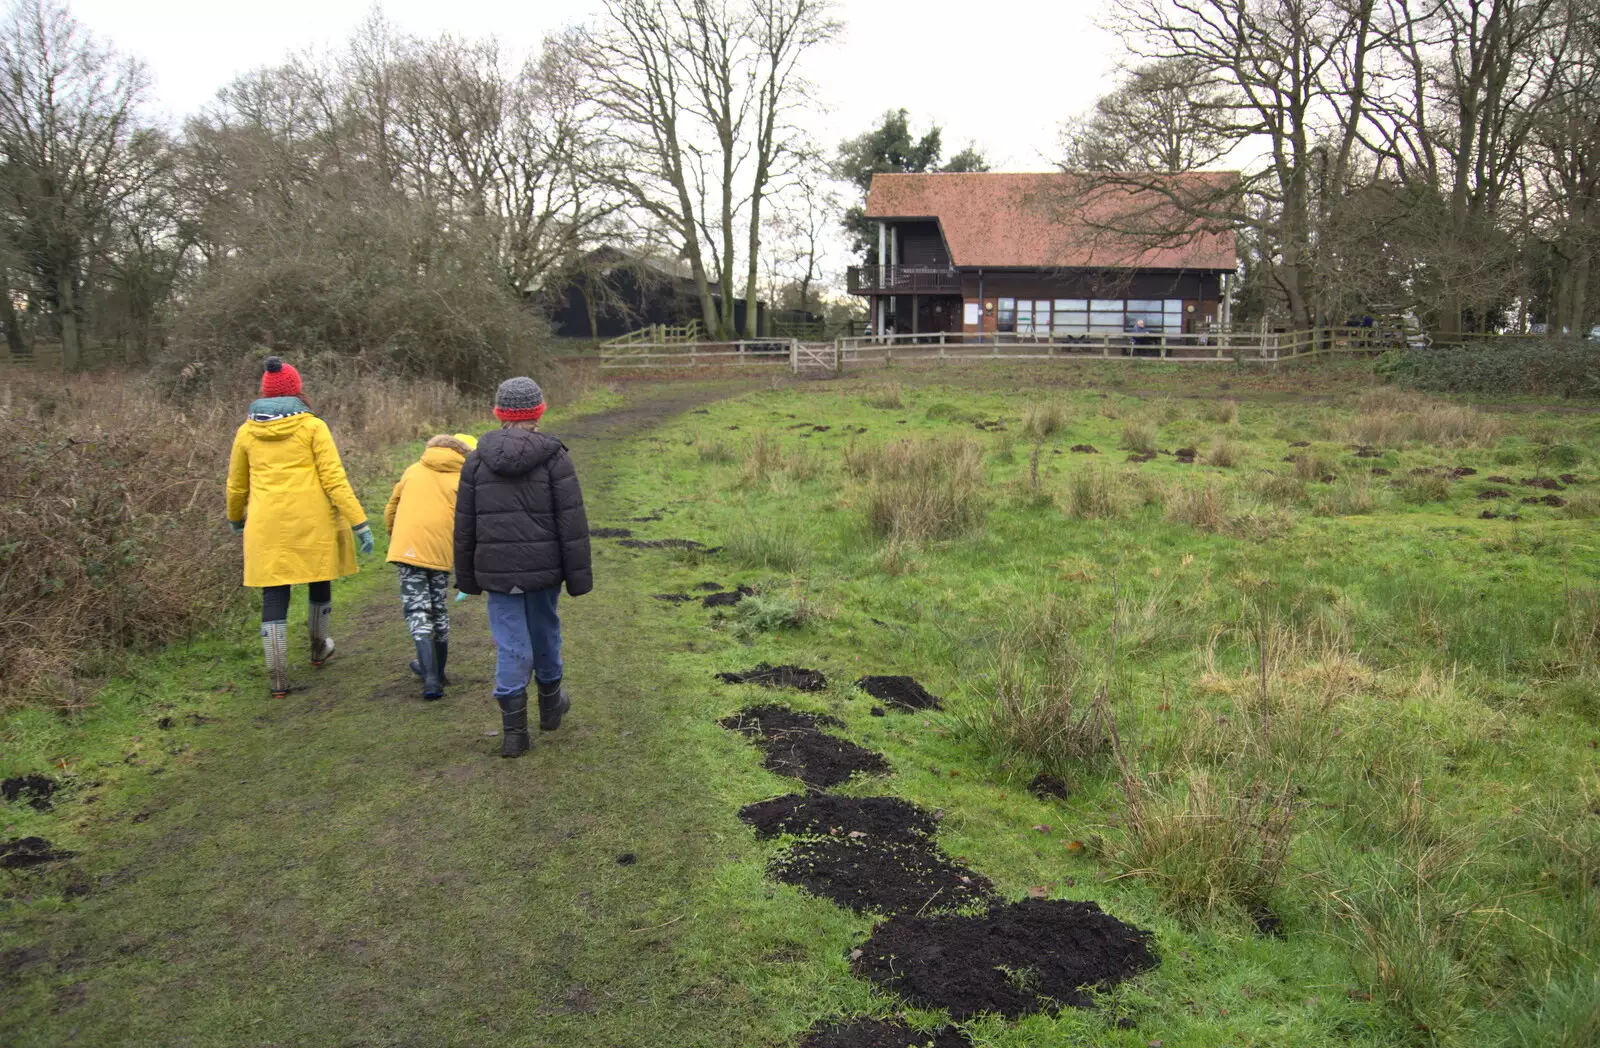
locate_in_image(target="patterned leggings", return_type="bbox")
[397,564,450,642]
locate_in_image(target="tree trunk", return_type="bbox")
[57,270,81,370]
[1,286,27,356]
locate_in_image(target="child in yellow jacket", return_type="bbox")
[385,433,477,699]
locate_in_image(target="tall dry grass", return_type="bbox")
[850,437,987,542]
[1348,389,1501,447]
[0,364,478,710]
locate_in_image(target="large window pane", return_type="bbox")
[998,298,1016,310]
[1090,298,1123,311]
[1056,299,1088,310]
[1053,317,1087,334]
[1127,299,1163,312]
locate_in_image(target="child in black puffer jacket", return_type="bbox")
[454,377,592,758]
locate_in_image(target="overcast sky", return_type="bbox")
[72,0,1121,170]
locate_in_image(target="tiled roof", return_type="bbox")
[865,171,1238,271]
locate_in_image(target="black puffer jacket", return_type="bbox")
[454,427,592,597]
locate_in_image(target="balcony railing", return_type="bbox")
[847,265,962,295]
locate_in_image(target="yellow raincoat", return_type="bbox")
[384,442,468,572]
[226,411,368,588]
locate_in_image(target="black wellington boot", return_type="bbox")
[497,691,530,758]
[536,678,570,732]
[410,639,451,687]
[414,638,444,701]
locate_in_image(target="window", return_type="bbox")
[996,297,1016,333]
[1053,299,1088,335]
[1165,299,1185,333]
[1017,299,1036,334]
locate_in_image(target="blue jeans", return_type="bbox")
[486,588,563,698]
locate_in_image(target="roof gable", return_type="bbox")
[865,171,1238,271]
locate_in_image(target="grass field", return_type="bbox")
[3,362,1598,1047]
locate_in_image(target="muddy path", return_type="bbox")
[0,379,780,1047]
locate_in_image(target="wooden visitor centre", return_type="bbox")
[847,172,1238,343]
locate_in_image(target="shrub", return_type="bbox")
[1120,418,1158,454]
[1205,435,1241,468]
[864,382,904,409]
[1021,400,1067,440]
[1062,468,1124,519]
[953,651,1112,778]
[1382,340,1600,399]
[858,438,987,542]
[729,589,813,638]
[1561,490,1600,520]
[991,430,1016,463]
[697,437,736,463]
[1253,473,1308,507]
[739,432,818,487]
[1105,768,1296,922]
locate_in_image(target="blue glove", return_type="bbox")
[229,519,245,534]
[353,523,374,555]
[455,591,469,603]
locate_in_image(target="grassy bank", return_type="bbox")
[584,364,1600,1045]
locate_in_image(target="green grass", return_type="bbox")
[5,364,1600,1046]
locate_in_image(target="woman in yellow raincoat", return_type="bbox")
[226,357,373,697]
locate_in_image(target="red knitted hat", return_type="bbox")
[260,356,302,398]
[493,402,546,423]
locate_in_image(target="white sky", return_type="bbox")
[76,0,1121,169]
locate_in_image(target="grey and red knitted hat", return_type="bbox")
[494,376,545,423]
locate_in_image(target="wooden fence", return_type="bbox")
[599,337,796,369]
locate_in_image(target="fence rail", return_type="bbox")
[597,326,1572,372]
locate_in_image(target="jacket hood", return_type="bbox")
[420,445,465,473]
[248,396,310,422]
[244,410,314,442]
[477,427,563,478]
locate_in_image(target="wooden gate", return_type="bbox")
[790,340,837,374]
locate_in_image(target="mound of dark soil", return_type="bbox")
[719,705,843,737]
[1522,494,1567,507]
[973,420,1006,432]
[1352,446,1382,458]
[772,836,994,915]
[1069,444,1099,454]
[1560,473,1584,485]
[855,676,943,711]
[652,593,695,603]
[1450,466,1478,477]
[717,664,828,691]
[798,1018,972,1048]
[696,582,725,591]
[591,527,634,538]
[1028,773,1070,800]
[1289,440,1311,448]
[1175,447,1197,463]
[1521,477,1566,490]
[739,794,937,843]
[852,898,1158,1019]
[762,731,891,790]
[2,775,57,811]
[1125,451,1156,463]
[1371,467,1392,476]
[1,837,74,870]
[1487,475,1515,484]
[1476,489,1511,500]
[618,538,709,550]
[703,586,755,608]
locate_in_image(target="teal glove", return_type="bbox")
[229,519,245,534]
[455,591,469,603]
[353,523,375,555]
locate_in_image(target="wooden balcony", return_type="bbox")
[847,265,962,295]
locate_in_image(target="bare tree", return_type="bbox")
[0,0,155,368]
[574,0,834,338]
[1059,58,1235,172]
